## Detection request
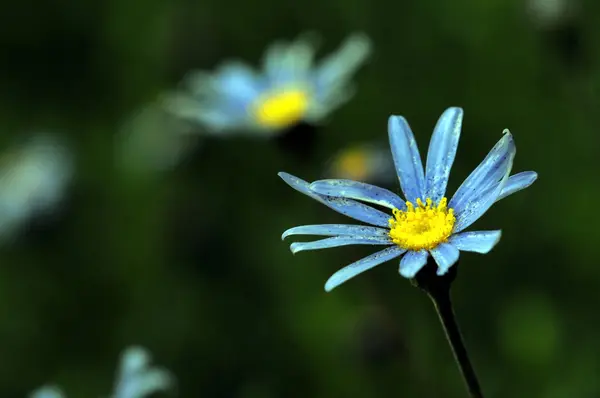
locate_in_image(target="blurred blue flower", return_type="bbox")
[30,346,172,398]
[0,134,73,240]
[166,32,372,134]
[280,107,537,291]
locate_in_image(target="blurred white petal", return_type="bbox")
[29,386,66,398]
[0,134,73,239]
[116,101,200,175]
[113,346,173,398]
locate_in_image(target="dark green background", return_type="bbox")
[0,0,594,396]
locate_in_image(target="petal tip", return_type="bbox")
[290,243,301,254]
[444,106,464,117]
[324,278,338,292]
[387,115,409,137]
[399,267,418,278]
[529,171,539,182]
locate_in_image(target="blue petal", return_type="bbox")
[424,107,463,202]
[451,131,516,232]
[450,131,514,210]
[309,179,405,210]
[466,171,538,208]
[496,171,537,202]
[278,172,392,227]
[430,242,460,275]
[263,42,297,84]
[449,230,502,253]
[399,249,429,278]
[192,108,240,130]
[290,235,393,254]
[388,116,425,203]
[282,224,389,240]
[314,33,372,94]
[215,63,263,103]
[324,246,406,292]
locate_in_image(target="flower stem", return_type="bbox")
[427,287,484,398]
[411,260,484,398]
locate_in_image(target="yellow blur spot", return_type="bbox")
[334,148,368,180]
[388,197,455,251]
[252,88,309,129]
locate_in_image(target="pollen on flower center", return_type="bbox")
[252,88,309,129]
[388,197,455,251]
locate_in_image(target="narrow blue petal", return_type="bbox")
[282,224,389,240]
[215,63,263,102]
[290,236,393,254]
[323,197,393,228]
[324,246,406,291]
[194,108,240,130]
[450,131,515,212]
[278,172,325,202]
[496,171,537,202]
[466,171,538,209]
[449,230,502,254]
[399,249,429,278]
[263,42,300,84]
[278,172,392,227]
[315,33,371,94]
[430,243,460,275]
[424,107,463,202]
[451,131,516,232]
[388,116,425,203]
[309,179,405,210]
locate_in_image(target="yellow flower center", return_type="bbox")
[252,88,309,129]
[388,197,455,251]
[335,148,368,180]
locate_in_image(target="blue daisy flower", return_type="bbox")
[280,107,537,291]
[166,33,372,134]
[29,346,172,398]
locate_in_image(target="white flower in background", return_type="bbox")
[29,386,65,398]
[166,32,372,135]
[525,0,577,28]
[113,346,173,398]
[116,101,198,175]
[29,346,173,398]
[326,143,395,185]
[0,134,73,239]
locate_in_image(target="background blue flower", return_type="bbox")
[30,347,172,398]
[166,32,371,134]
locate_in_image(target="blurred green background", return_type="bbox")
[0,0,596,396]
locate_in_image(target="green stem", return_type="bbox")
[427,287,484,398]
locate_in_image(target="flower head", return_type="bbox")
[113,346,173,398]
[280,108,537,291]
[29,346,173,398]
[167,33,372,134]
